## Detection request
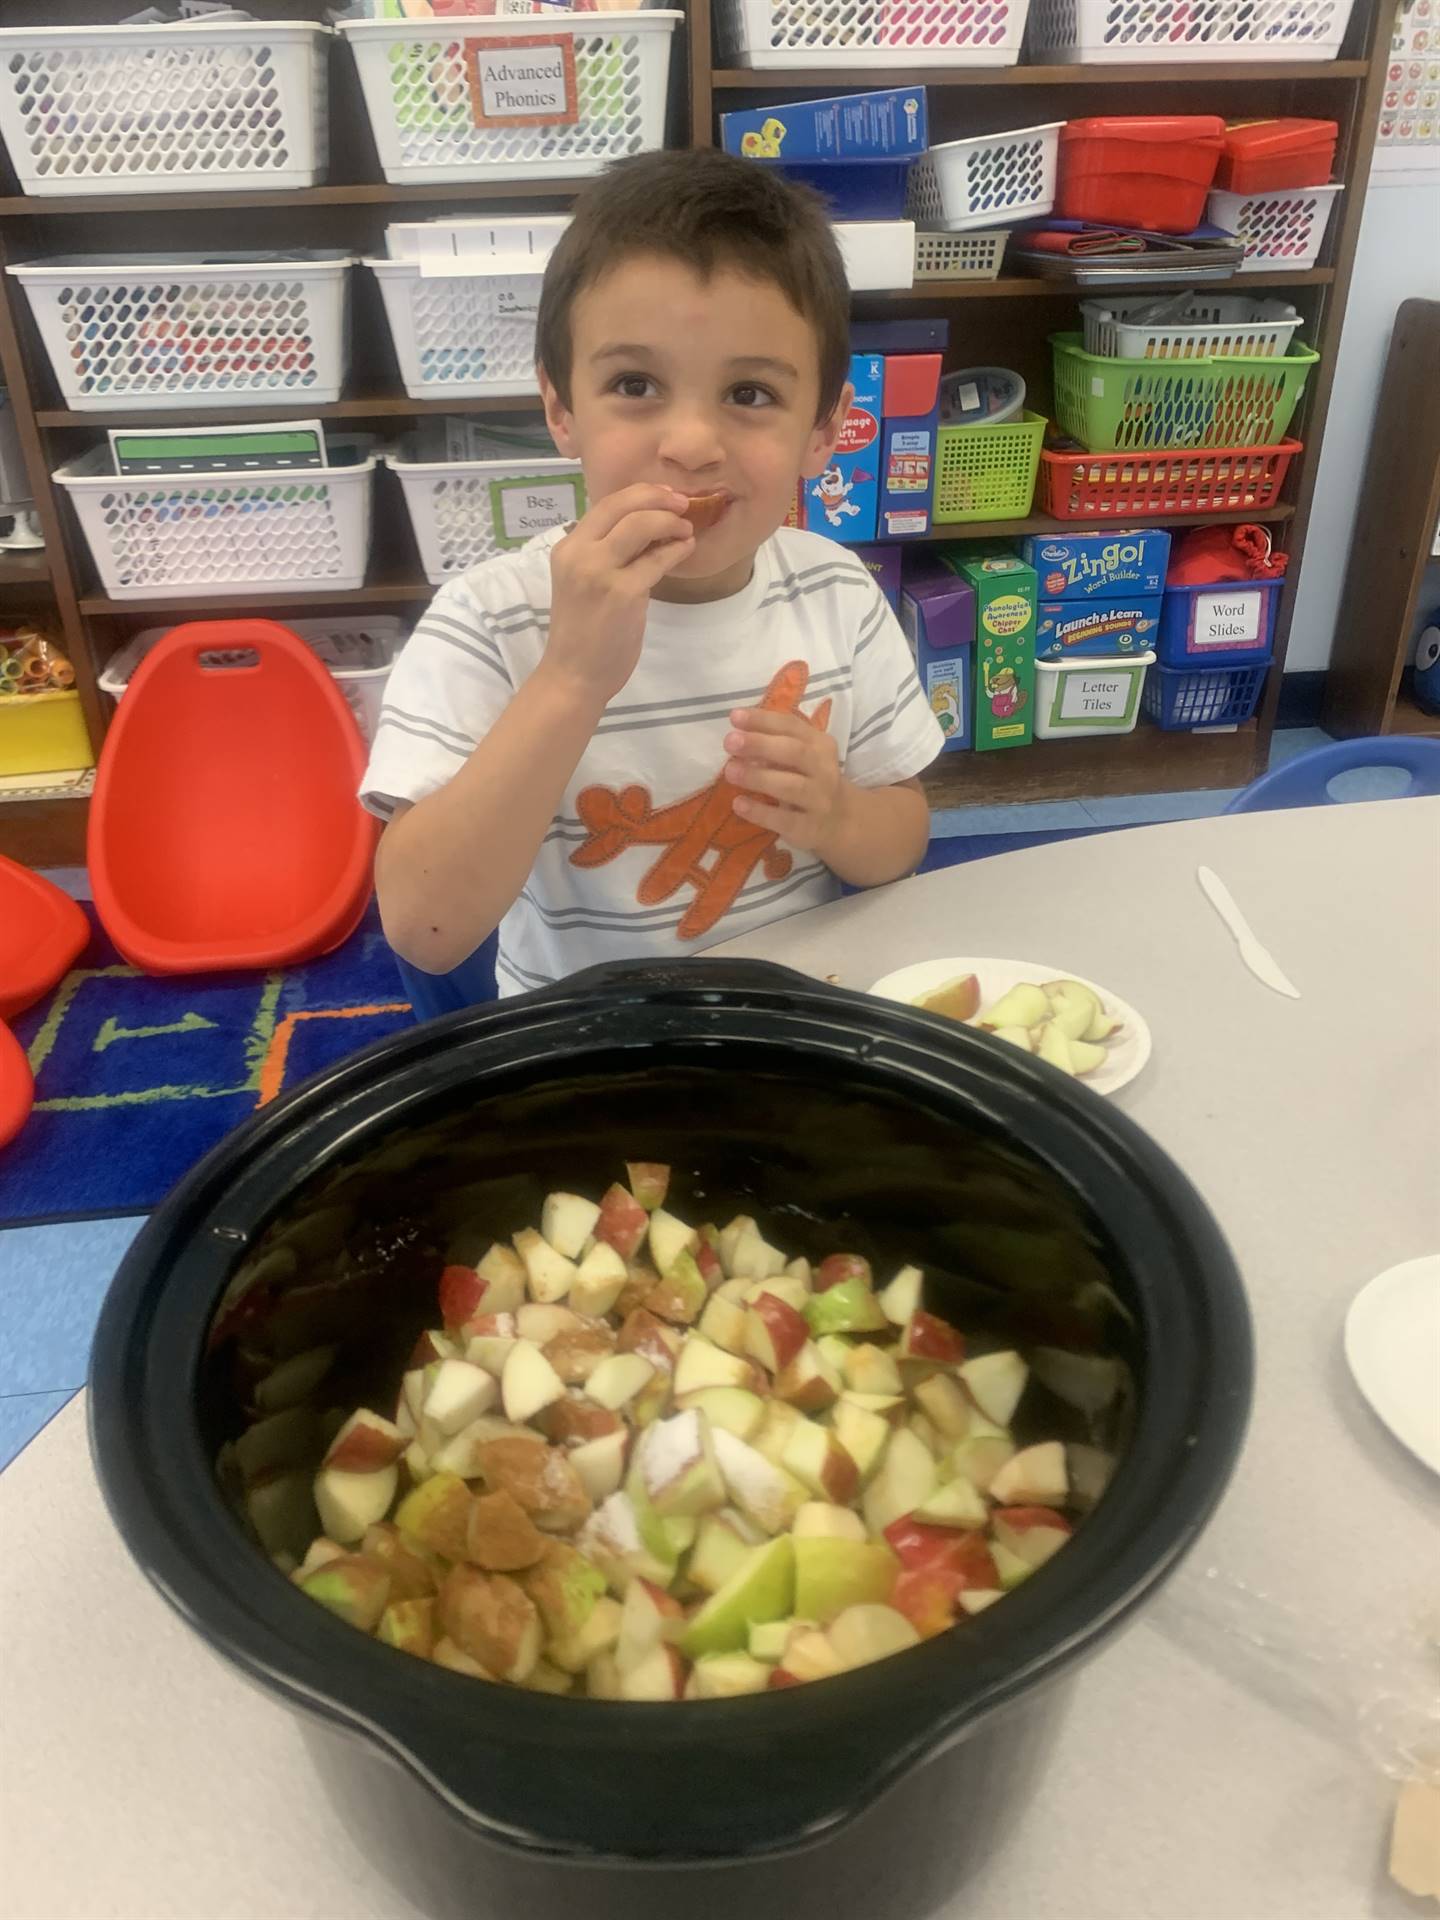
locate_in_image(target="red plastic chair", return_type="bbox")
[89,620,378,974]
[0,855,90,1020]
[0,1020,34,1152]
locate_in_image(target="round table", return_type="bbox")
[3,798,1437,1919]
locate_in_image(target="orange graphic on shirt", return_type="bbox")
[570,659,832,942]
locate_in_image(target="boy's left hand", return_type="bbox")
[723,707,849,857]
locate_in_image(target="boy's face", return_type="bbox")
[540,254,849,601]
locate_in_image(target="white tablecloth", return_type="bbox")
[3,798,1438,1919]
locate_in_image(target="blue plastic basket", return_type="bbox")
[1158,577,1283,668]
[1142,658,1270,730]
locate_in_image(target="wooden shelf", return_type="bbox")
[883,269,1334,301]
[74,502,1296,615]
[1390,690,1440,739]
[77,568,433,617]
[36,391,543,429]
[0,548,49,586]
[0,791,89,864]
[930,504,1294,540]
[922,721,1259,806]
[0,178,589,218]
[713,59,1368,87]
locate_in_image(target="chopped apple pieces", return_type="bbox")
[283,1162,1092,1699]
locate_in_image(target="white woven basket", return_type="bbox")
[913,230,1008,281]
[0,22,329,197]
[102,617,405,744]
[1025,0,1357,63]
[1207,184,1344,271]
[714,0,1029,67]
[906,124,1061,234]
[338,14,679,185]
[10,253,353,412]
[55,439,376,602]
[1080,295,1304,360]
[388,433,584,585]
[367,218,569,400]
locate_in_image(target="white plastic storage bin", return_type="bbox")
[367,218,568,400]
[1080,295,1303,361]
[388,429,584,585]
[714,0,1030,67]
[54,438,376,603]
[1034,652,1154,739]
[913,230,1008,281]
[1207,184,1343,271]
[836,222,915,290]
[906,125,1061,234]
[1026,0,1357,63]
[101,616,405,744]
[0,22,330,198]
[338,14,679,185]
[9,253,354,413]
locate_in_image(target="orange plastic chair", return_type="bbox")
[89,620,379,975]
[0,855,89,1020]
[0,1020,33,1152]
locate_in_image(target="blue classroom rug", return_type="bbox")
[0,827,1104,1227]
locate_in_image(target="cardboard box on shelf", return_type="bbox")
[853,544,902,610]
[900,559,974,753]
[720,89,929,165]
[802,352,883,544]
[947,551,1037,751]
[1035,597,1163,660]
[1019,529,1171,601]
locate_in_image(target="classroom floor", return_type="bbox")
[0,727,1345,1472]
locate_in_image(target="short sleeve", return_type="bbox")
[359,575,516,821]
[841,576,945,788]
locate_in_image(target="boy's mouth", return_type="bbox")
[679,491,732,534]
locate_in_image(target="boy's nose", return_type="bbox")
[657,408,724,476]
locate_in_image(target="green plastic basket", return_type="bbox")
[1050,335,1320,454]
[935,410,1046,522]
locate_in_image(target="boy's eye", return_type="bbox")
[612,373,657,400]
[729,383,776,409]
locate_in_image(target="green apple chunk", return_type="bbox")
[301,1553,392,1632]
[861,1427,936,1535]
[912,1473,988,1529]
[958,1350,1029,1427]
[748,1617,811,1662]
[943,1418,1015,1494]
[377,1596,435,1658]
[686,1652,773,1699]
[686,1512,759,1594]
[831,1398,892,1484]
[576,1491,674,1594]
[803,1278,888,1338]
[546,1594,623,1674]
[792,1502,866,1543]
[793,1537,898,1625]
[679,1534,794,1660]
[519,1540,607,1640]
[674,1385,765,1442]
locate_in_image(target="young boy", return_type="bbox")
[364,148,943,995]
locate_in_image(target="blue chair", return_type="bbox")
[1226,735,1440,814]
[390,929,499,1022]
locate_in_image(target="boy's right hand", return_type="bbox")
[544,485,696,705]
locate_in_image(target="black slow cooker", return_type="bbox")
[89,961,1251,1920]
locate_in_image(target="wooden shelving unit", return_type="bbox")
[0,0,1395,858]
[1321,298,1440,739]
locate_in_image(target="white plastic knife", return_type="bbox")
[1196,865,1301,999]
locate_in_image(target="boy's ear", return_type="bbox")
[538,364,578,457]
[800,380,854,480]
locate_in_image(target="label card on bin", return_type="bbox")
[1060,671,1132,722]
[1193,589,1264,650]
[466,37,578,130]
[491,474,585,549]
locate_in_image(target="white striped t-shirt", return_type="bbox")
[361,525,944,996]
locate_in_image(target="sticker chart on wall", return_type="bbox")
[1376,0,1440,180]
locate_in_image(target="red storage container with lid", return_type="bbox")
[1057,117,1225,235]
[1214,120,1338,195]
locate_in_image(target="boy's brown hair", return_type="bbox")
[535,148,850,424]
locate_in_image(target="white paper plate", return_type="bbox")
[868,956,1152,1097]
[1344,1254,1440,1474]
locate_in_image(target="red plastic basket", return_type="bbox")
[1057,116,1225,235]
[1036,439,1301,521]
